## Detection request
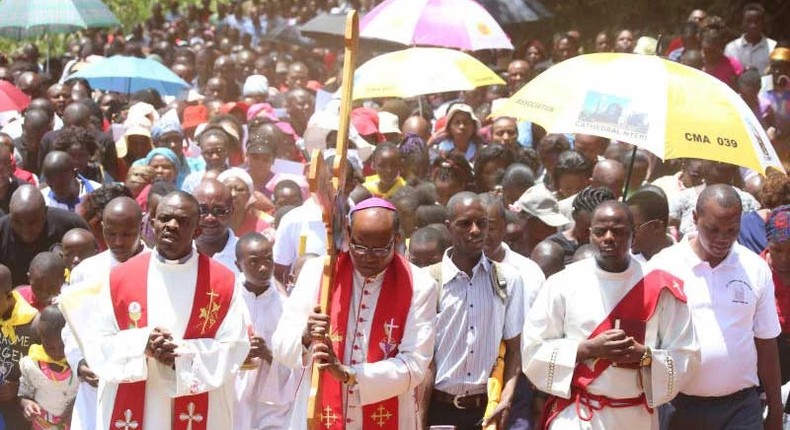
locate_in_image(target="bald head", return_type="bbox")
[530,240,565,278]
[63,102,92,128]
[696,184,742,215]
[23,108,51,131]
[29,251,65,279]
[103,196,143,224]
[591,159,626,199]
[402,116,431,143]
[16,71,42,98]
[446,191,482,220]
[194,178,233,205]
[28,98,55,118]
[42,150,75,178]
[10,184,46,214]
[61,228,98,268]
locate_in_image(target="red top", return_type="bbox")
[14,286,49,312]
[762,249,790,333]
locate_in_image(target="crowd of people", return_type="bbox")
[0,0,787,429]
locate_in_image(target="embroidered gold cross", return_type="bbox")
[198,289,221,335]
[320,405,338,428]
[371,404,392,427]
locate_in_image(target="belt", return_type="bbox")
[432,389,488,410]
[677,387,757,403]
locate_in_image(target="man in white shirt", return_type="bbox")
[652,184,783,430]
[428,192,525,430]
[62,196,148,430]
[273,197,437,430]
[724,3,777,74]
[194,179,240,275]
[626,185,673,263]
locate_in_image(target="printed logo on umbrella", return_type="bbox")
[576,91,650,142]
[477,22,491,36]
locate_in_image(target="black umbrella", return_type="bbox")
[300,13,404,51]
[477,0,553,26]
[263,25,316,48]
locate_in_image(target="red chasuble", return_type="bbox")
[318,252,414,430]
[540,269,687,430]
[107,252,235,430]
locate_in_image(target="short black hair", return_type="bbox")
[54,126,98,155]
[553,150,592,186]
[627,185,669,224]
[474,144,515,187]
[696,184,742,215]
[235,232,270,259]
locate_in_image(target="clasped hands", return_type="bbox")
[303,305,349,383]
[577,329,647,365]
[146,327,178,367]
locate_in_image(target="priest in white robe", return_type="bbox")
[234,233,296,429]
[522,201,700,430]
[81,191,250,429]
[61,197,148,430]
[272,197,437,430]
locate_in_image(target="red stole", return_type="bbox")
[540,269,687,430]
[107,252,235,430]
[318,252,413,430]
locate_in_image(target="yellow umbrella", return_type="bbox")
[352,47,505,100]
[493,53,784,175]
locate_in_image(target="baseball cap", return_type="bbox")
[516,185,571,227]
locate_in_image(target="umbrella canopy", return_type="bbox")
[0,0,119,39]
[352,47,505,100]
[478,0,553,26]
[0,81,30,112]
[360,0,514,51]
[493,53,784,175]
[300,13,404,51]
[68,55,190,96]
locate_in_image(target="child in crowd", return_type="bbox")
[19,305,78,430]
[0,264,39,430]
[363,142,406,199]
[16,252,66,312]
[234,233,294,429]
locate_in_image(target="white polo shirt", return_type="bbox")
[651,234,780,397]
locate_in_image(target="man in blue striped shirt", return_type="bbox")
[427,192,525,430]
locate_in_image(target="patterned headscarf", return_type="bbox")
[766,205,790,243]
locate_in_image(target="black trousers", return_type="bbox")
[427,399,487,430]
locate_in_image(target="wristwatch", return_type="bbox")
[639,346,652,367]
[343,365,358,386]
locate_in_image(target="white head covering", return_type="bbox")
[243,75,270,97]
[217,167,254,194]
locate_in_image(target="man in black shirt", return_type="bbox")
[12,108,51,176]
[0,185,89,286]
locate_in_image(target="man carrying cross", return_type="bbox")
[273,197,438,429]
[81,191,250,429]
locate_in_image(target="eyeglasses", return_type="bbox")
[198,204,232,217]
[349,239,394,258]
[590,226,630,238]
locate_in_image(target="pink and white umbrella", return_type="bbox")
[360,0,513,51]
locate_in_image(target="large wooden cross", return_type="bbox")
[306,10,359,430]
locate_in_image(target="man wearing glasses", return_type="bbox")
[627,185,674,263]
[194,178,240,275]
[273,197,438,429]
[523,200,699,429]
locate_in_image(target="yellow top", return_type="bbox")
[362,175,406,199]
[0,291,37,343]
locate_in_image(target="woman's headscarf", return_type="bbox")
[217,167,254,195]
[143,147,182,187]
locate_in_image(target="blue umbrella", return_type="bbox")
[67,55,190,96]
[0,0,119,40]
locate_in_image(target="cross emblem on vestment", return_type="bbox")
[179,402,204,430]
[371,404,392,427]
[199,289,221,334]
[321,405,338,428]
[383,318,399,344]
[114,409,139,430]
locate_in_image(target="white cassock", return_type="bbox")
[522,258,700,430]
[235,277,296,430]
[63,249,148,430]
[82,251,250,429]
[272,256,437,430]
